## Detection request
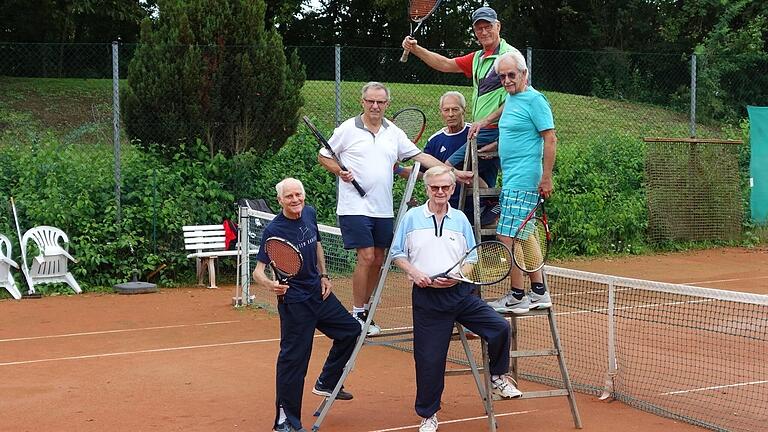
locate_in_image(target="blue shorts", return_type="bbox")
[338,215,394,249]
[496,190,539,237]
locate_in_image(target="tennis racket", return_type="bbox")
[392,107,427,144]
[400,0,443,62]
[430,240,512,285]
[303,116,367,197]
[264,236,303,302]
[511,197,551,273]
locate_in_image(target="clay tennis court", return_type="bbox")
[2,246,766,431]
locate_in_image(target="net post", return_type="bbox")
[689,53,697,138]
[334,44,342,127]
[235,205,251,307]
[600,279,617,400]
[526,47,533,86]
[112,40,121,225]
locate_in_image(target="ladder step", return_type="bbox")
[509,349,559,358]
[480,228,497,236]
[445,367,484,376]
[450,332,480,341]
[499,309,550,317]
[518,389,570,399]
[464,187,501,197]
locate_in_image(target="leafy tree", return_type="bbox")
[122,0,305,159]
[0,0,152,43]
[695,0,768,121]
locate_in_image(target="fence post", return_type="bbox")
[112,40,122,224]
[526,47,533,86]
[335,44,342,127]
[690,53,697,138]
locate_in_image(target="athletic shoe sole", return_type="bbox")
[312,387,354,400]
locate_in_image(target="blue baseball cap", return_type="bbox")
[472,7,498,25]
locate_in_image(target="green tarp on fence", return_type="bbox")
[748,106,768,223]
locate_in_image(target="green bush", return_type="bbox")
[550,133,647,255]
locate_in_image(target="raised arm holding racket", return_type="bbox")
[251,177,361,432]
[400,0,442,62]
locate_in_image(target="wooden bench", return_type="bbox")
[183,224,257,289]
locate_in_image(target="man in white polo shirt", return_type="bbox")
[318,81,471,336]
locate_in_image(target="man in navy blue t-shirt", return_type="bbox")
[252,177,360,432]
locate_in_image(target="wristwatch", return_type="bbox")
[320,273,330,279]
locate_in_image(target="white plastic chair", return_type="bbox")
[0,233,22,299]
[20,226,81,295]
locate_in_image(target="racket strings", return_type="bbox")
[393,110,425,143]
[462,242,512,284]
[265,240,302,276]
[513,218,549,272]
[409,0,439,20]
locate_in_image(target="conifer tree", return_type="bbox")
[123,0,305,158]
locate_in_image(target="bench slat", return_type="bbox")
[185,242,227,250]
[187,249,259,259]
[182,225,223,231]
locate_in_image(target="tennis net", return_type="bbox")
[241,209,767,432]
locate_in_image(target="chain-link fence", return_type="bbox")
[2,42,762,138]
[0,42,764,271]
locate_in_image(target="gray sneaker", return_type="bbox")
[528,290,552,309]
[273,422,307,432]
[487,291,530,314]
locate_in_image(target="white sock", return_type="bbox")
[352,306,365,315]
[364,303,371,311]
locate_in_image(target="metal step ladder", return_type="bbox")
[455,137,582,429]
[310,161,497,431]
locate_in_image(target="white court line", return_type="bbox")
[0,320,241,343]
[684,275,768,285]
[0,334,311,367]
[367,409,537,432]
[660,380,768,396]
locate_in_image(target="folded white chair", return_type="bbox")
[0,233,21,299]
[21,226,81,295]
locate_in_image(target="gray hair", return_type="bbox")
[424,165,456,187]
[493,49,528,74]
[275,177,306,197]
[439,91,466,111]
[361,81,391,101]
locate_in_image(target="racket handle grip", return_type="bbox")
[400,49,410,62]
[351,179,367,197]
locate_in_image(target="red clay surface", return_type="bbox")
[1,246,766,432]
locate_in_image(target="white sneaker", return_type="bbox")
[419,414,438,432]
[353,311,381,336]
[487,291,530,314]
[528,290,552,309]
[491,375,523,400]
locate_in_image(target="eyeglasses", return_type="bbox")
[498,72,518,82]
[363,99,389,106]
[428,184,453,192]
[474,24,496,34]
